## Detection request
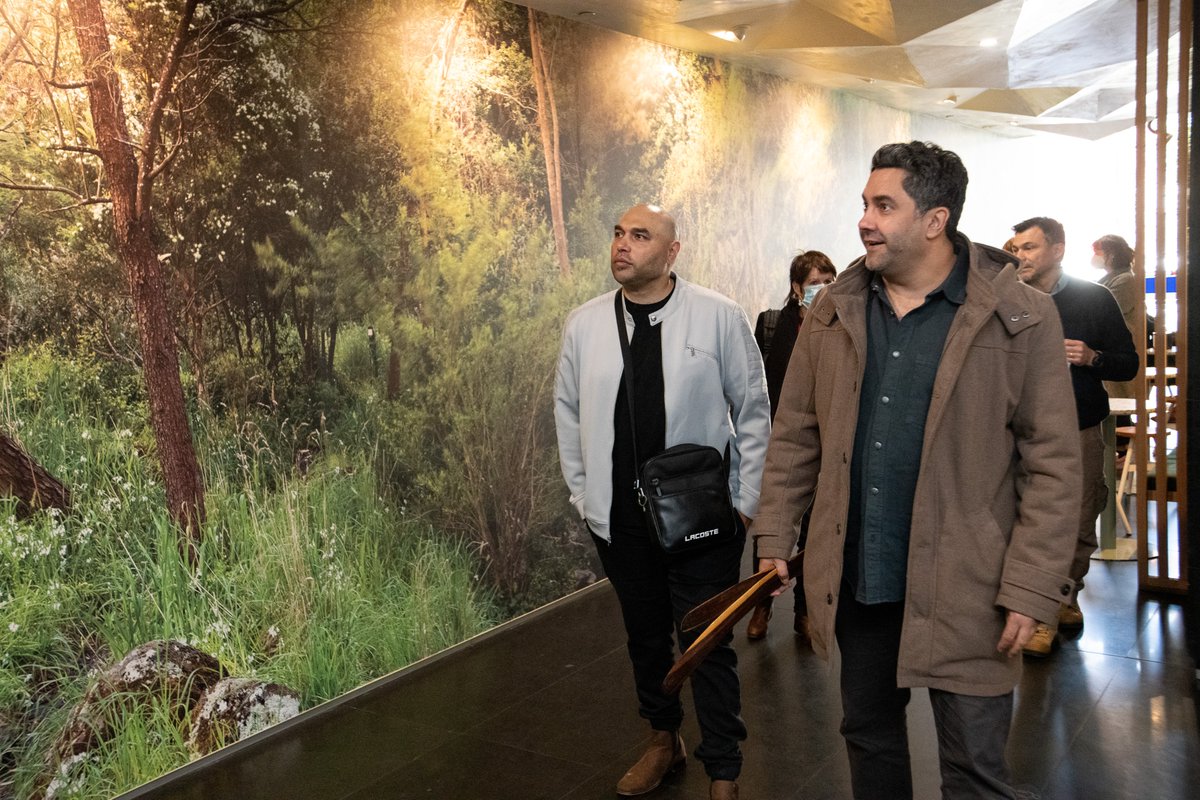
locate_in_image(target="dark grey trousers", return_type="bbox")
[836,595,1017,799]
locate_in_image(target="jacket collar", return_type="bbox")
[620,273,688,327]
[810,233,1040,337]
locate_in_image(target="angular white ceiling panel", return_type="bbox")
[778,45,926,85]
[516,0,1171,139]
[679,5,889,48]
[1039,87,1137,120]
[674,0,795,24]
[956,87,1083,116]
[905,45,1011,88]
[1007,0,1146,87]
[908,0,1024,48]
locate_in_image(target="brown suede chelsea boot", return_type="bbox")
[616,729,685,796]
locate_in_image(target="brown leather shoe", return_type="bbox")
[710,779,739,800]
[1059,601,1084,629]
[746,603,772,640]
[616,729,685,796]
[1022,623,1058,658]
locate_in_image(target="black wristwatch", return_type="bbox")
[1091,350,1104,369]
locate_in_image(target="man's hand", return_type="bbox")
[996,610,1038,657]
[758,558,793,597]
[1063,338,1097,367]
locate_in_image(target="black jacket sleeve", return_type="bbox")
[1089,288,1139,382]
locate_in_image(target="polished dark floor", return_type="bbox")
[120,550,1200,800]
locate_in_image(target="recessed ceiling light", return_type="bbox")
[939,94,958,106]
[713,24,748,42]
[979,37,999,47]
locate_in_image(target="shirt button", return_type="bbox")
[891,350,900,358]
[826,593,834,605]
[870,486,879,495]
[874,441,882,449]
[881,396,890,404]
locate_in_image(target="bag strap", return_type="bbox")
[614,291,646,509]
[614,289,734,472]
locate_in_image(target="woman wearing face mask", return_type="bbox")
[749,250,837,643]
[1092,234,1140,401]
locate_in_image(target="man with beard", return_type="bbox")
[754,142,1081,798]
[555,204,770,800]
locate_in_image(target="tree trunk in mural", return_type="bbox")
[431,0,471,124]
[0,433,71,517]
[528,9,570,276]
[66,0,207,553]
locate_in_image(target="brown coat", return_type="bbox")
[754,238,1082,696]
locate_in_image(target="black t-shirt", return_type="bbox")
[611,289,672,529]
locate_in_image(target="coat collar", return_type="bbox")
[618,273,689,328]
[810,234,1041,338]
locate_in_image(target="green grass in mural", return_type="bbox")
[0,349,497,799]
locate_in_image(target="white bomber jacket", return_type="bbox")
[554,275,772,542]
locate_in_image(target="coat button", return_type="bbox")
[1060,584,1071,596]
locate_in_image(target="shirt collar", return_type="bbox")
[1049,269,1069,295]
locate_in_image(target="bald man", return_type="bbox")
[554,204,771,800]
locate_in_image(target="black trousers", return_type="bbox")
[835,595,1017,799]
[593,520,746,781]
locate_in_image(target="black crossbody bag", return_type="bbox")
[614,292,738,554]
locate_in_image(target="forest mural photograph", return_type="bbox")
[0,0,1097,797]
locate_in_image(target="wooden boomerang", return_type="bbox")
[680,551,804,632]
[662,551,804,696]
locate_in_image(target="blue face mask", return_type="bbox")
[802,284,823,307]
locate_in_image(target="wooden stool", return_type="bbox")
[1114,426,1139,534]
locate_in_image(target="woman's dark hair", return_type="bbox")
[1094,234,1133,272]
[787,250,837,301]
[870,141,969,237]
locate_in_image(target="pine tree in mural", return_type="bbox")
[2,0,312,557]
[528,7,569,276]
[65,0,207,552]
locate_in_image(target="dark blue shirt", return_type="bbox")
[844,246,968,604]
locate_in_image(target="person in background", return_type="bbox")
[1011,217,1139,656]
[1092,234,1141,402]
[554,204,771,800]
[747,251,837,642]
[756,141,1081,799]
